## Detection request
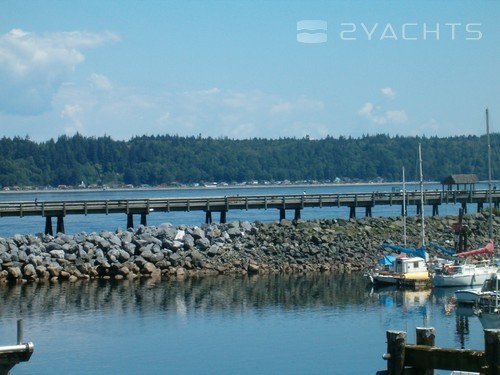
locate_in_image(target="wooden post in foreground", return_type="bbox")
[415,327,435,375]
[485,329,500,375]
[385,330,406,374]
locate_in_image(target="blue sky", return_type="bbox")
[0,0,499,141]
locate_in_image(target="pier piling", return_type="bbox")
[378,327,499,374]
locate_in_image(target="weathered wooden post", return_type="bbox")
[126,213,133,229]
[205,211,212,224]
[349,206,356,218]
[56,215,65,234]
[484,329,500,375]
[415,327,435,375]
[220,210,227,224]
[385,330,406,374]
[45,216,53,235]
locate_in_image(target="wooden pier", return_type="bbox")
[377,327,500,374]
[0,189,498,235]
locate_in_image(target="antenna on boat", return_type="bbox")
[486,108,493,239]
[419,143,425,250]
[403,166,407,246]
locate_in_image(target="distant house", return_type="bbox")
[441,174,479,191]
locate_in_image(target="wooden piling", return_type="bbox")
[56,216,65,234]
[44,216,53,235]
[386,330,406,374]
[414,327,434,375]
[220,210,227,223]
[485,329,500,375]
[380,328,498,374]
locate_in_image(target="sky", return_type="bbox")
[0,0,499,142]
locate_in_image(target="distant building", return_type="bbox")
[441,174,479,191]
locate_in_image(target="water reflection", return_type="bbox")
[0,273,489,375]
[0,273,372,319]
[0,274,484,351]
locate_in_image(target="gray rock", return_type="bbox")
[49,250,65,259]
[196,237,211,250]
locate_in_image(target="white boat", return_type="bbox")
[474,291,500,329]
[365,255,429,287]
[455,274,499,304]
[365,147,429,288]
[431,243,498,287]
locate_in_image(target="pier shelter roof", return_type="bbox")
[441,174,479,190]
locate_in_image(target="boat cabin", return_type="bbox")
[392,256,428,274]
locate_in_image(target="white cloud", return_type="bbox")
[358,101,408,125]
[61,104,84,135]
[385,109,408,123]
[47,83,328,140]
[381,87,396,99]
[89,73,113,91]
[0,29,119,115]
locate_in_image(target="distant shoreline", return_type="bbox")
[0,180,454,195]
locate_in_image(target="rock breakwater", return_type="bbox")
[0,213,498,283]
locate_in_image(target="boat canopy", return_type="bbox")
[456,239,495,258]
[377,254,397,265]
[382,242,426,260]
[428,241,456,256]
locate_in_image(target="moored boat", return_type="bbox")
[455,274,499,304]
[430,240,497,288]
[365,146,430,288]
[365,254,429,287]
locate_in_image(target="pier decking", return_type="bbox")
[0,189,498,235]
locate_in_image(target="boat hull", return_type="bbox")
[454,289,483,304]
[368,271,429,288]
[431,266,497,288]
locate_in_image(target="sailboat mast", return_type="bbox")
[403,166,407,246]
[486,108,493,239]
[419,143,425,248]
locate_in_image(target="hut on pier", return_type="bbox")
[441,174,479,191]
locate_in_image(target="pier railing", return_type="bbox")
[0,189,497,217]
[0,189,498,234]
[377,327,499,374]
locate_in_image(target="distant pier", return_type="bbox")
[0,189,498,235]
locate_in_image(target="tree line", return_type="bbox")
[0,133,497,188]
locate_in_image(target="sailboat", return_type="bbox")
[431,109,498,288]
[365,145,430,288]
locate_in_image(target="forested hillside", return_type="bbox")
[0,133,497,188]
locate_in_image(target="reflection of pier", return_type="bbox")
[0,189,498,234]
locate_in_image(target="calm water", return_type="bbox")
[0,184,492,374]
[0,273,486,374]
[0,183,489,237]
